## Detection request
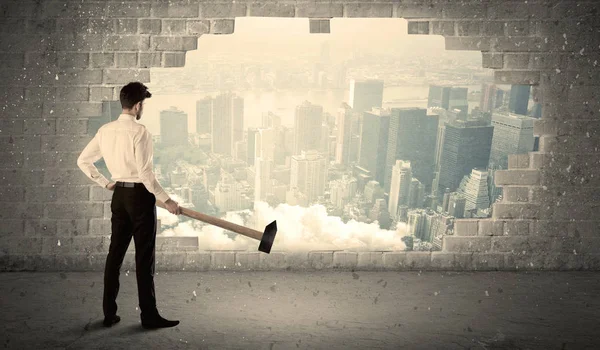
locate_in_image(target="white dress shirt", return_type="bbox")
[77,113,171,203]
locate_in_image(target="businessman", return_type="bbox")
[77,82,182,329]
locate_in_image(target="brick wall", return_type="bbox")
[1,0,599,271]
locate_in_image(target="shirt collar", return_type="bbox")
[118,113,136,121]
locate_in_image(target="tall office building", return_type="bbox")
[508,85,531,115]
[489,112,535,169]
[255,127,276,161]
[427,85,469,113]
[330,174,358,209]
[160,106,188,146]
[294,101,323,155]
[487,163,503,205]
[262,111,281,129]
[495,88,506,108]
[407,210,425,238]
[384,108,438,194]
[358,108,391,186]
[196,96,212,134]
[457,168,491,213]
[290,150,328,203]
[364,180,384,204]
[447,193,466,218]
[348,79,384,113]
[437,119,494,195]
[369,199,392,230]
[215,172,252,212]
[247,128,258,166]
[254,157,273,202]
[211,92,244,156]
[408,178,425,209]
[480,83,498,113]
[388,160,412,219]
[335,103,354,165]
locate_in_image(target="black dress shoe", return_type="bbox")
[141,314,180,329]
[103,315,121,327]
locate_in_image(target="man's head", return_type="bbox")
[120,82,152,120]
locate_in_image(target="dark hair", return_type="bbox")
[120,82,152,109]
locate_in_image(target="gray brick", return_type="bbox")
[116,19,138,34]
[22,119,54,135]
[200,4,246,18]
[492,37,549,52]
[471,253,506,270]
[88,18,115,35]
[508,154,530,169]
[90,53,115,68]
[346,3,393,18]
[0,237,42,255]
[494,70,539,85]
[56,87,89,101]
[42,236,110,255]
[249,3,295,17]
[235,251,261,269]
[156,236,198,251]
[211,251,235,269]
[56,34,103,51]
[487,2,550,19]
[443,236,492,253]
[24,88,57,104]
[504,220,531,236]
[89,87,116,102]
[482,21,505,36]
[56,119,88,135]
[1,136,42,152]
[90,186,113,201]
[382,252,407,268]
[56,18,88,34]
[0,169,44,186]
[43,169,92,186]
[157,252,186,270]
[503,53,530,69]
[57,219,89,236]
[445,37,492,51]
[456,21,482,36]
[186,20,210,35]
[151,2,199,18]
[106,2,150,17]
[431,252,473,269]
[115,52,138,68]
[296,3,343,18]
[405,252,432,269]
[397,4,442,18]
[89,218,111,236]
[491,236,552,254]
[139,19,161,34]
[42,102,102,118]
[309,251,334,269]
[260,252,287,269]
[102,69,150,84]
[209,19,235,34]
[0,152,23,168]
[103,35,150,51]
[478,219,504,236]
[53,69,103,85]
[503,186,530,202]
[25,219,57,236]
[46,203,104,219]
[24,186,58,202]
[492,203,541,220]
[163,52,186,67]
[505,21,531,36]
[0,187,24,201]
[407,21,429,35]
[184,252,211,270]
[0,203,44,220]
[357,251,384,269]
[2,19,27,34]
[442,3,486,19]
[495,170,540,186]
[430,21,455,36]
[25,152,80,169]
[150,36,197,51]
[454,219,479,236]
[333,251,358,268]
[139,52,162,68]
[0,220,25,235]
[161,19,186,34]
[0,53,25,68]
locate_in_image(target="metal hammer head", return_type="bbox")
[258,220,277,254]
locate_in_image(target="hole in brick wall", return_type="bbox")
[92,18,542,253]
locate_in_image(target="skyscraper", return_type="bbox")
[294,101,323,155]
[254,157,273,202]
[508,85,531,115]
[408,178,425,209]
[160,106,188,146]
[480,83,497,113]
[247,128,258,166]
[290,150,328,203]
[447,193,466,219]
[358,108,391,186]
[437,119,494,194]
[427,85,469,113]
[196,96,212,135]
[388,160,412,219]
[335,103,354,165]
[384,107,438,194]
[329,174,358,209]
[457,168,491,213]
[489,112,535,169]
[348,79,384,113]
[211,92,244,156]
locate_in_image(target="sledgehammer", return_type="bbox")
[155,200,277,254]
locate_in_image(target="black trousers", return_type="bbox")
[103,184,159,320]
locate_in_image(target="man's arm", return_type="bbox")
[77,132,111,189]
[134,128,171,203]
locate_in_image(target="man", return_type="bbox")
[77,82,182,329]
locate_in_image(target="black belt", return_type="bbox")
[115,181,145,188]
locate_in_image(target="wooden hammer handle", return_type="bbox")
[156,200,263,241]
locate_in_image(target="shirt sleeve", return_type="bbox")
[77,132,111,189]
[134,128,171,203]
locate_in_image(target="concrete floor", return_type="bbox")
[1,271,599,350]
